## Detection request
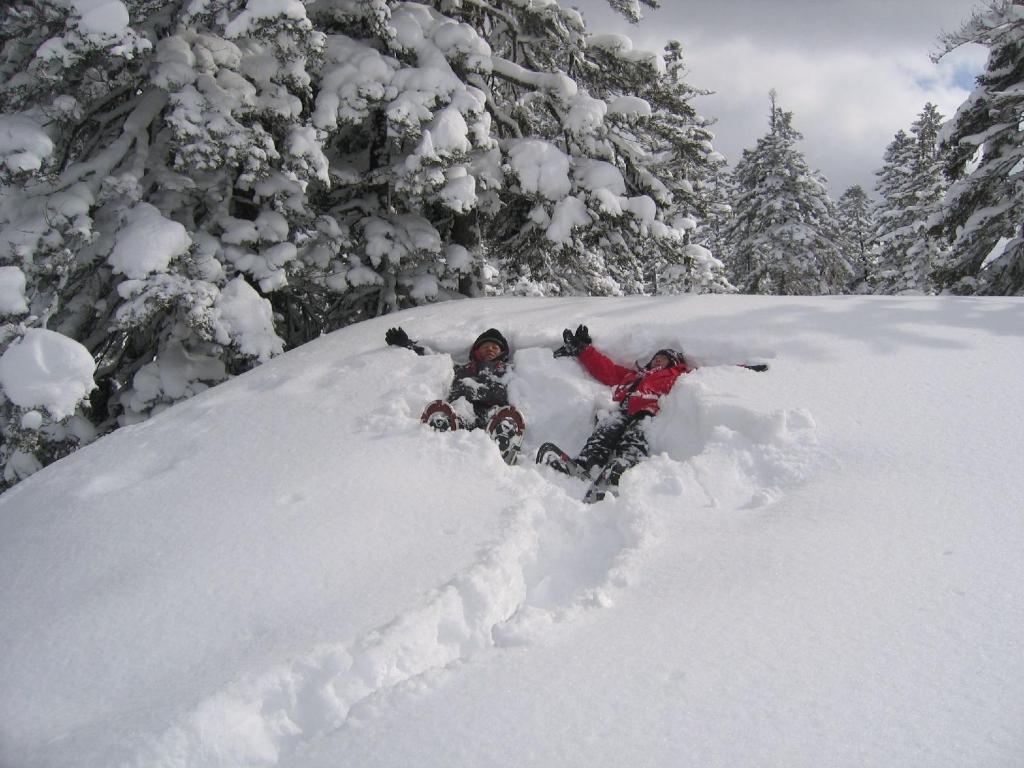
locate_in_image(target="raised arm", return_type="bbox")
[578,345,634,386]
[554,324,633,385]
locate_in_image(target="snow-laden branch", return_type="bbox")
[490,57,577,100]
[31,89,168,199]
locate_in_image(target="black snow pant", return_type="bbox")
[576,410,650,484]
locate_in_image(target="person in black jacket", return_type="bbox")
[386,326,512,429]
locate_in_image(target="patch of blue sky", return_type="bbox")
[938,42,988,89]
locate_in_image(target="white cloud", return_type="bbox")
[680,36,987,195]
[573,0,987,197]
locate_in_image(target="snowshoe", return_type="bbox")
[582,475,614,504]
[420,400,459,432]
[486,405,526,465]
[535,442,588,479]
[582,457,632,504]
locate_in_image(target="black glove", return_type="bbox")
[386,326,427,355]
[741,363,769,373]
[553,325,591,358]
[386,326,416,348]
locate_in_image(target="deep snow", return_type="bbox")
[0,295,1022,768]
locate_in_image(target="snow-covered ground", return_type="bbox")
[1,294,1022,768]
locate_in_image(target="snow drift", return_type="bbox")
[0,295,1021,768]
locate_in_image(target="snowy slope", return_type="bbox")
[1,295,1022,768]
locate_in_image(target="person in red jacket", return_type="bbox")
[548,324,692,490]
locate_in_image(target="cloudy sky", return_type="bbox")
[572,0,988,196]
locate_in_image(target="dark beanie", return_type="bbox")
[471,328,510,359]
[646,348,685,369]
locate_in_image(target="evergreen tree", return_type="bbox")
[695,163,736,267]
[933,1,1024,295]
[727,92,849,295]
[871,104,949,294]
[468,19,726,295]
[657,156,734,295]
[836,185,876,292]
[0,0,725,485]
[870,130,916,288]
[622,40,732,294]
[605,0,661,24]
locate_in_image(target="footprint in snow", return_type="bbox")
[129,485,650,768]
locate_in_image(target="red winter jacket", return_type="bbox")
[579,346,692,417]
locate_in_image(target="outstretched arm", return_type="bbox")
[553,325,633,385]
[578,346,634,386]
[688,361,770,373]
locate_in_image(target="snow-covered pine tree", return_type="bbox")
[604,0,661,24]
[305,1,499,317]
[455,9,725,296]
[0,0,322,444]
[641,40,732,295]
[424,0,621,296]
[0,0,244,484]
[836,185,876,292]
[871,104,949,294]
[932,1,1024,295]
[659,153,734,295]
[0,0,723,486]
[870,129,916,289]
[727,92,849,295]
[903,103,953,292]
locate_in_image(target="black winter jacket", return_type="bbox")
[449,359,509,411]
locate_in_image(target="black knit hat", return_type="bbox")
[645,348,685,369]
[471,328,510,360]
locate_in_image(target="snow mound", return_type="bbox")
[0,266,29,314]
[0,328,96,419]
[130,485,650,767]
[644,367,818,509]
[118,323,815,768]
[74,0,130,37]
[109,203,192,279]
[12,296,1021,768]
[0,114,55,173]
[214,277,285,362]
[506,139,571,200]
